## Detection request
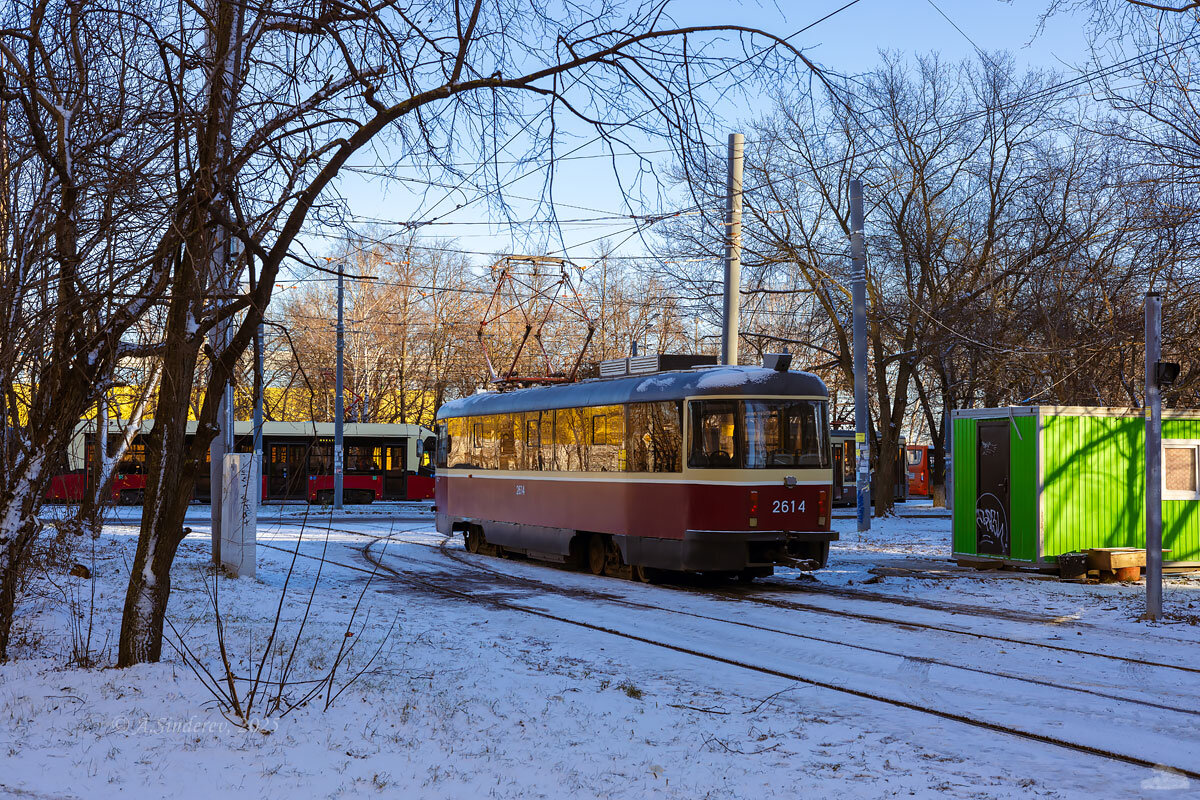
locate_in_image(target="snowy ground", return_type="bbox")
[3,505,1200,798]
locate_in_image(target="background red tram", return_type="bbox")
[830,429,908,506]
[435,358,837,578]
[45,420,436,504]
[905,444,931,497]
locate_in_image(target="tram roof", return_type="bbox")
[436,366,828,419]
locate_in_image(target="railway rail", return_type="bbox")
[255,524,1200,779]
[298,522,1200,677]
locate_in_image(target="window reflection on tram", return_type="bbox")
[688,399,829,469]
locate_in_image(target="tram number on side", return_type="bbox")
[771,499,804,514]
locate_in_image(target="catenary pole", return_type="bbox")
[851,178,870,532]
[334,266,345,509]
[210,235,238,562]
[1145,292,1163,620]
[223,239,238,464]
[721,133,743,366]
[253,301,264,507]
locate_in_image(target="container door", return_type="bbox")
[975,420,1011,556]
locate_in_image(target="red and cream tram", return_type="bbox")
[45,420,436,504]
[435,358,836,579]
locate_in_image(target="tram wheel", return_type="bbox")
[464,526,483,554]
[602,537,625,578]
[633,564,662,584]
[587,535,608,575]
[564,534,588,571]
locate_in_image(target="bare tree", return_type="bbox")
[0,0,172,660]
[114,0,819,665]
[659,50,1197,513]
[1042,0,1200,401]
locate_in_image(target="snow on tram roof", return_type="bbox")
[436,366,828,419]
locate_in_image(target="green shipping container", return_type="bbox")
[951,407,1200,567]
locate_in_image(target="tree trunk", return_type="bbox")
[873,427,897,516]
[118,322,205,666]
[873,360,914,518]
[0,512,42,661]
[117,482,193,665]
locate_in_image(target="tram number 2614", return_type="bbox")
[772,499,805,514]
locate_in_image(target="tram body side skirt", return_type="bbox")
[437,512,836,571]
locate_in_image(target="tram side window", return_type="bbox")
[498,413,520,470]
[346,445,382,472]
[480,415,504,470]
[625,401,683,473]
[588,405,625,472]
[447,417,477,468]
[310,441,333,475]
[523,413,540,470]
[539,412,554,471]
[436,424,449,469]
[555,407,589,471]
[688,400,739,468]
[118,439,147,475]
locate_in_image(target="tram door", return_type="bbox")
[383,442,407,500]
[267,443,308,500]
[832,445,844,499]
[975,420,1010,556]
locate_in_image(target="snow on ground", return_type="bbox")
[821,502,1200,638]
[3,506,1199,798]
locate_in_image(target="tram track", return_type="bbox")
[273,516,1170,629]
[256,528,1200,779]
[312,523,1200,677]
[431,538,1200,716]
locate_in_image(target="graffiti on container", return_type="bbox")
[981,440,998,456]
[975,492,1009,554]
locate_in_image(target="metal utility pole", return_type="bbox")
[721,132,743,366]
[1145,292,1163,621]
[334,266,345,509]
[210,235,239,562]
[850,178,871,533]
[253,312,264,507]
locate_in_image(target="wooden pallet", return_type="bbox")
[1084,548,1167,582]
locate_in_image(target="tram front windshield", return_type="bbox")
[688,399,829,469]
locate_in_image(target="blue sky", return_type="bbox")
[296,0,1094,273]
